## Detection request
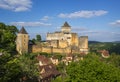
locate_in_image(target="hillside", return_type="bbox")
[89,41,120,54]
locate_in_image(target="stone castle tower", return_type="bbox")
[16,27,29,54]
[61,21,71,33]
[79,36,88,53]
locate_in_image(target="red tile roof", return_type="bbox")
[102,50,109,56]
[39,64,60,79]
[37,55,51,65]
[66,53,73,57]
[98,50,110,58]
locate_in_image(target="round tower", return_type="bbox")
[16,27,29,54]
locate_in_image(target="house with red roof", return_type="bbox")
[37,55,61,82]
[98,50,110,58]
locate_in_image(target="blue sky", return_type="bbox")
[0,0,120,42]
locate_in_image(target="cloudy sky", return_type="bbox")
[0,0,120,42]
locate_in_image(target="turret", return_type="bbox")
[61,22,71,33]
[16,27,29,54]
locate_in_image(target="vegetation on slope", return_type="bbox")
[53,53,120,82]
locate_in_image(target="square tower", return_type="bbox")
[16,27,29,54]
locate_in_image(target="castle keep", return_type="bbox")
[16,22,88,54]
[47,22,78,48]
[16,27,29,54]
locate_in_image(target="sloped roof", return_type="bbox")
[66,53,73,57]
[62,22,71,27]
[102,50,110,57]
[97,50,110,58]
[19,27,28,34]
[39,64,60,79]
[37,55,52,65]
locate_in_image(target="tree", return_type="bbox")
[0,52,21,82]
[64,54,120,82]
[36,34,41,42]
[0,22,6,29]
[106,53,120,68]
[0,23,18,53]
[0,53,40,82]
[17,53,39,81]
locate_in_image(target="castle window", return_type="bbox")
[24,42,25,45]
[67,37,71,39]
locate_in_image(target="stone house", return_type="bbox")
[37,55,60,82]
[98,50,110,58]
[50,56,59,65]
[39,64,60,82]
[37,55,52,66]
[62,53,74,65]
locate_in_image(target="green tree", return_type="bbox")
[0,23,18,53]
[36,34,41,42]
[17,53,39,81]
[0,52,21,82]
[0,22,6,29]
[64,54,120,82]
[106,53,120,68]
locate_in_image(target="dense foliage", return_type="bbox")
[53,53,120,82]
[66,54,120,82]
[89,42,120,54]
[0,53,39,82]
[0,22,18,53]
[36,34,41,42]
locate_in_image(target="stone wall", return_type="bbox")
[31,45,71,54]
[79,36,88,53]
[47,40,59,48]
[79,36,88,49]
[16,34,29,54]
[71,33,78,46]
[32,45,42,53]
[58,40,68,48]
[46,32,64,40]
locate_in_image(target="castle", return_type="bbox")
[16,22,88,54]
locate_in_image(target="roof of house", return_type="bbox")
[98,50,110,58]
[37,55,52,65]
[19,27,28,34]
[102,50,109,57]
[66,53,73,57]
[39,64,60,79]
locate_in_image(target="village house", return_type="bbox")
[39,64,60,82]
[98,50,110,58]
[50,56,59,65]
[37,55,52,66]
[37,55,60,82]
[62,53,74,65]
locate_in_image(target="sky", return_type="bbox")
[0,0,120,42]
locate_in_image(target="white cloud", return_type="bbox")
[10,21,52,26]
[40,16,50,21]
[58,10,108,18]
[72,27,88,31]
[0,0,32,12]
[110,20,120,27]
[78,30,120,42]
